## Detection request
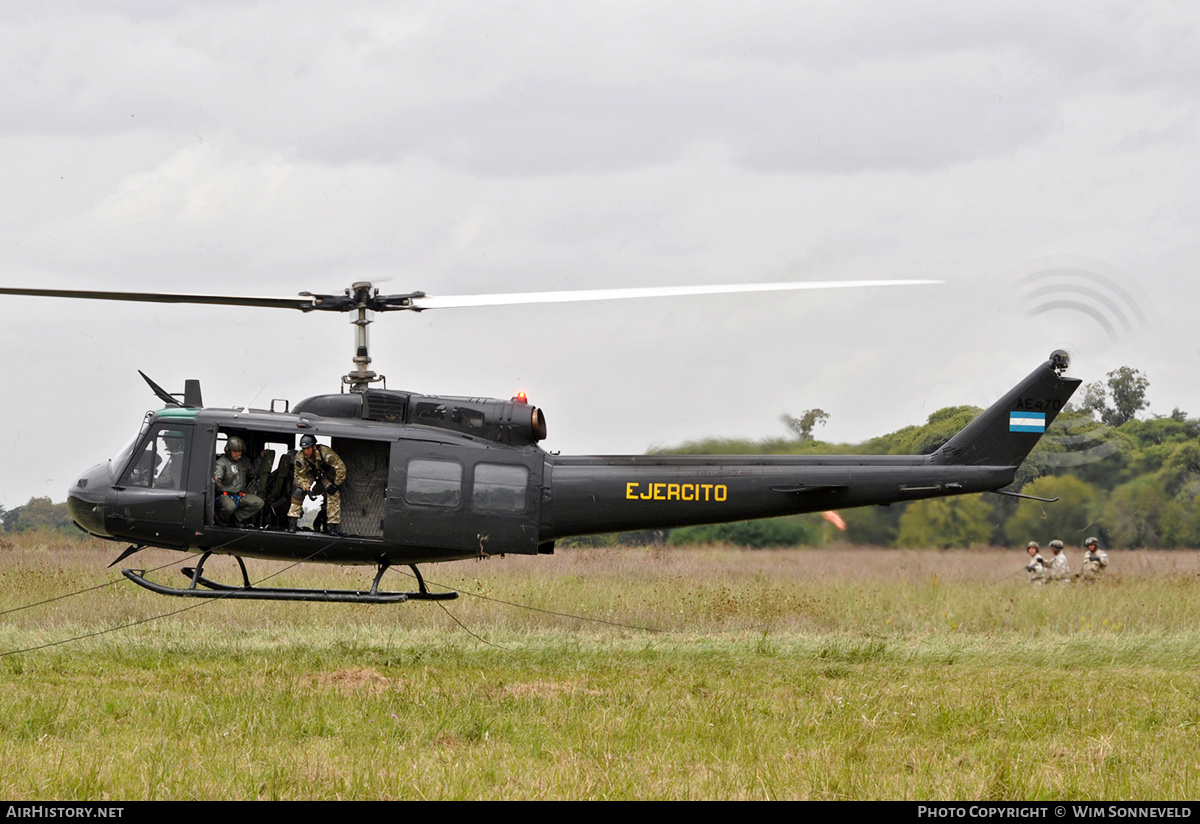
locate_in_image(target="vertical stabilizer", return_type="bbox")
[931,350,1081,467]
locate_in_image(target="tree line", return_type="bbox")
[0,496,76,535]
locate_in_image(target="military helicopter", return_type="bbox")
[0,282,1081,604]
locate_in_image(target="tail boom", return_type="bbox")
[541,352,1081,541]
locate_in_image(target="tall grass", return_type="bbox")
[0,537,1197,799]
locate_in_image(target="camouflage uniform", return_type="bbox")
[214,450,264,525]
[1081,543,1109,581]
[1047,542,1071,583]
[288,444,347,526]
[1026,550,1048,584]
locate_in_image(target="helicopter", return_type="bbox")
[0,281,1081,604]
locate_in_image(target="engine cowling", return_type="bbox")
[293,389,547,445]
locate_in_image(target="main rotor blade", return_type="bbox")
[0,286,317,310]
[407,279,940,310]
[0,278,940,314]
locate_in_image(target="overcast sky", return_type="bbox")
[0,1,1196,508]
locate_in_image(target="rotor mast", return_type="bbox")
[299,282,424,392]
[344,282,381,392]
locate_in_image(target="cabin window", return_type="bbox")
[405,459,462,507]
[473,463,528,512]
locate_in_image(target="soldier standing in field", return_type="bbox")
[1025,541,1047,584]
[1047,539,1071,582]
[287,434,347,536]
[1080,536,1109,581]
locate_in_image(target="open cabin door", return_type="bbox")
[330,437,389,537]
[386,442,543,558]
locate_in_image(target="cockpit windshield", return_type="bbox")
[108,413,154,480]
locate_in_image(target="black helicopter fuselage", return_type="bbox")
[66,353,1081,567]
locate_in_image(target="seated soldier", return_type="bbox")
[153,431,186,490]
[214,436,265,527]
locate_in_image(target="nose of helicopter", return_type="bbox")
[67,463,112,538]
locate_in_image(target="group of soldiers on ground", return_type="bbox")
[1025,537,1109,584]
[213,433,347,536]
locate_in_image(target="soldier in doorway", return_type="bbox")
[214,436,264,527]
[287,434,347,536]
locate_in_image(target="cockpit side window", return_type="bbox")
[118,425,191,489]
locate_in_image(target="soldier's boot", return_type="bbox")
[286,517,298,534]
[326,523,342,537]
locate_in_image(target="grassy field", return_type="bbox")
[1,534,1199,800]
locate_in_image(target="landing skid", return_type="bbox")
[121,552,457,604]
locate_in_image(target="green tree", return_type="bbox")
[1078,381,1109,421]
[1162,440,1200,496]
[1148,440,1200,547]
[1160,496,1200,548]
[1082,367,1150,427]
[842,505,900,547]
[897,496,994,548]
[1003,475,1102,547]
[1103,476,1169,548]
[1,497,75,534]
[1013,411,1118,488]
[1107,366,1150,425]
[780,409,829,442]
[864,405,982,456]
